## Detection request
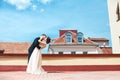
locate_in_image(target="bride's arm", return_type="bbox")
[40,42,46,48]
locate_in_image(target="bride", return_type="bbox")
[26,37,51,74]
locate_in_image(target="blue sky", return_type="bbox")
[0,0,111,53]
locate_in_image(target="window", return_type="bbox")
[59,51,63,54]
[78,37,82,43]
[116,2,120,22]
[76,32,83,44]
[71,51,76,54]
[83,51,88,54]
[65,32,72,44]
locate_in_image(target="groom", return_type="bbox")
[28,34,47,63]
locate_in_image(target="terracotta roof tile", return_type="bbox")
[88,38,109,42]
[59,30,77,37]
[101,47,112,54]
[83,38,95,44]
[0,42,31,54]
[54,31,96,45]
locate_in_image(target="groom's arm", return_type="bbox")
[36,36,44,49]
[34,37,41,49]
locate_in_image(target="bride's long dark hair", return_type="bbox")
[46,37,51,44]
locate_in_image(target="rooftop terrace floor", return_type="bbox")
[0,71,120,80]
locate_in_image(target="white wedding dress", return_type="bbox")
[26,43,47,74]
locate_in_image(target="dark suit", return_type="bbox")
[28,37,41,63]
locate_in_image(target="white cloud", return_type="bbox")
[40,8,45,12]
[38,0,52,4]
[3,0,53,11]
[32,5,37,11]
[4,0,31,10]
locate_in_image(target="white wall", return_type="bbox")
[49,45,100,54]
[108,0,120,53]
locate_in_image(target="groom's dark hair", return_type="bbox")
[46,37,51,44]
[42,34,47,37]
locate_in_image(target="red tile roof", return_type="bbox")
[0,42,31,54]
[101,47,112,54]
[88,38,109,42]
[83,38,95,44]
[59,30,77,37]
[54,30,95,45]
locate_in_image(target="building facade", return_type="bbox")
[48,30,110,54]
[108,0,120,53]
